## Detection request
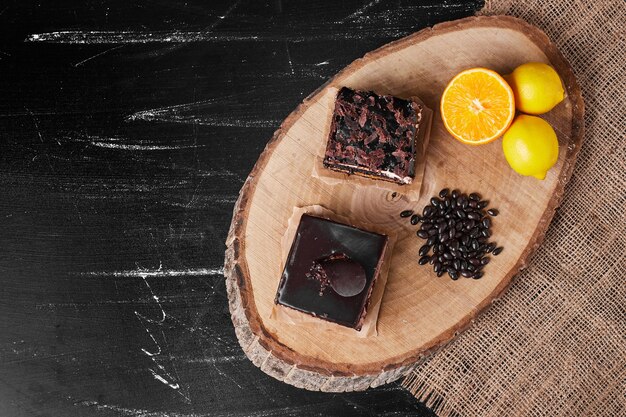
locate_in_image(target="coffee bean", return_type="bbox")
[439,188,450,198]
[472,271,484,279]
[481,229,491,238]
[467,265,476,272]
[411,214,421,225]
[469,258,481,266]
[459,196,469,208]
[434,261,442,272]
[453,260,461,271]
[422,222,434,231]
[450,199,457,209]
[449,228,456,239]
[487,208,499,216]
[418,256,430,265]
[482,218,491,228]
[478,200,489,209]
[485,242,496,253]
[430,197,440,207]
[455,209,467,219]
[419,245,430,257]
[451,189,460,199]
[460,260,468,270]
[400,210,413,218]
[493,246,504,256]
[461,270,474,278]
[428,228,438,236]
[437,270,445,277]
[423,206,435,217]
[481,257,491,265]
[427,236,438,246]
[437,244,445,253]
[464,219,475,230]
[438,224,447,234]
[429,256,436,265]
[417,230,429,239]
[469,200,478,208]
[467,212,481,221]
[455,222,464,231]
[447,268,459,280]
[469,192,481,201]
[440,233,450,243]
[443,252,454,260]
[449,239,460,250]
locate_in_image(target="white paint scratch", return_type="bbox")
[77,401,204,417]
[134,274,191,403]
[164,195,238,209]
[65,134,204,151]
[135,276,166,324]
[207,0,242,31]
[73,45,124,67]
[26,30,261,44]
[183,355,245,365]
[284,42,295,75]
[25,29,408,44]
[77,401,322,417]
[89,140,203,151]
[149,368,180,389]
[24,106,45,143]
[341,0,383,22]
[77,267,224,278]
[127,103,279,128]
[315,60,329,66]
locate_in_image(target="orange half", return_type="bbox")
[440,67,515,145]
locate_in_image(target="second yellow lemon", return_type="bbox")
[502,115,559,180]
[505,62,565,115]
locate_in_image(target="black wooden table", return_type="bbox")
[0,1,483,415]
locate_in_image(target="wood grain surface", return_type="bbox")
[225,15,584,391]
[0,1,484,416]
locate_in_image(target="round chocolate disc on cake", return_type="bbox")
[320,256,367,297]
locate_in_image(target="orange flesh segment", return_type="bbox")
[441,68,515,144]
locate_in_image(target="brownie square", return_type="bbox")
[323,86,424,185]
[274,214,388,330]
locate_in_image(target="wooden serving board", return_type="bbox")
[224,15,584,392]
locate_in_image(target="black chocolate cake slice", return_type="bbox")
[323,86,424,185]
[275,214,388,330]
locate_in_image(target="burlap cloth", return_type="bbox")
[402,1,626,416]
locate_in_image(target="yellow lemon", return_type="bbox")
[502,115,559,180]
[505,62,565,115]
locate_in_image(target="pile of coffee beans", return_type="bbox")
[400,188,504,280]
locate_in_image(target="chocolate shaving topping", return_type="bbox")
[323,87,421,184]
